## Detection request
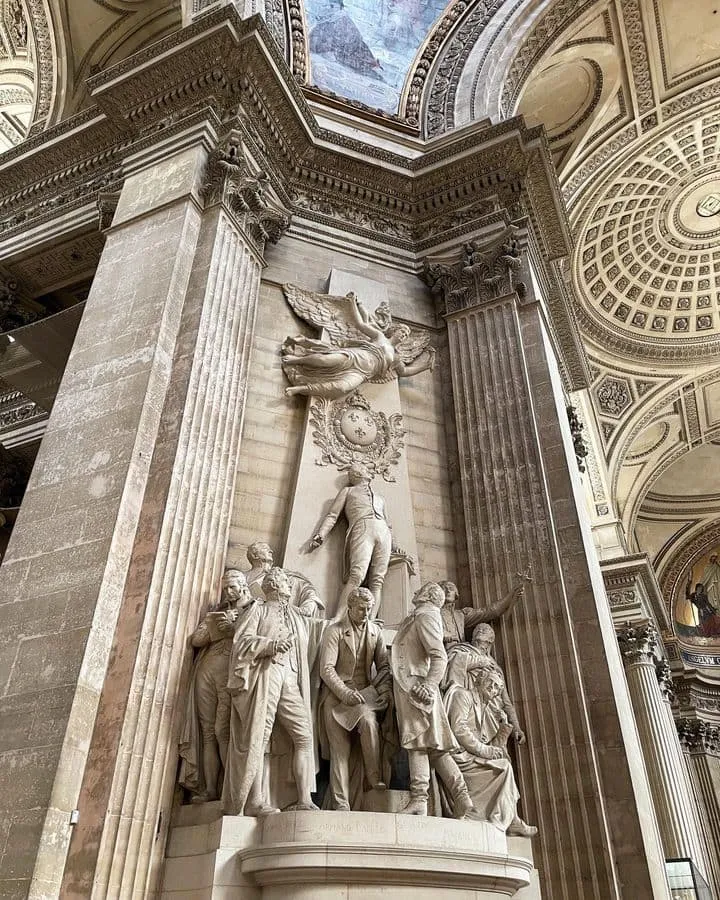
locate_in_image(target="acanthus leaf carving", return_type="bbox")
[201,132,291,254]
[617,621,658,663]
[424,224,528,315]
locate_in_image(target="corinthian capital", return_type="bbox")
[616,622,658,664]
[423,224,530,316]
[677,718,720,756]
[201,132,290,255]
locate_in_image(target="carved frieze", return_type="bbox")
[309,391,406,483]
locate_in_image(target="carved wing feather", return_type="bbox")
[282,283,366,344]
[394,329,432,365]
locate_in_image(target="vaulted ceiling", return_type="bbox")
[4,0,720,643]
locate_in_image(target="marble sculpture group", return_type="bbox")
[178,286,537,839]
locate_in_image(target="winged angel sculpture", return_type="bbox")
[281,285,436,400]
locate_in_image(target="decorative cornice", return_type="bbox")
[601,553,672,632]
[0,10,586,387]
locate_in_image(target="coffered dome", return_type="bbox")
[573,108,720,360]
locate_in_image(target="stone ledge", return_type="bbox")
[162,808,538,899]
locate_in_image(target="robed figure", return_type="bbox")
[442,647,536,836]
[223,567,325,816]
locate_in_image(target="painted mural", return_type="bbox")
[675,547,720,640]
[306,0,449,113]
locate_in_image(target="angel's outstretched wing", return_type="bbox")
[369,328,433,384]
[282,284,367,344]
[394,330,432,365]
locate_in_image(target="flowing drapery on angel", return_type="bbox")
[281,285,435,400]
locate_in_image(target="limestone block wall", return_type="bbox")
[227,235,459,586]
[226,280,307,561]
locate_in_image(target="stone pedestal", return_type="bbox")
[161,808,540,899]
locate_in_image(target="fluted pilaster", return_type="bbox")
[430,222,669,899]
[56,134,289,899]
[678,719,720,895]
[618,624,707,876]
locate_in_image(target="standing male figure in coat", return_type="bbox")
[391,581,474,817]
[319,587,392,809]
[310,463,392,616]
[179,569,252,803]
[223,567,324,816]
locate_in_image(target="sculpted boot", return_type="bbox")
[401,795,428,816]
[507,817,538,837]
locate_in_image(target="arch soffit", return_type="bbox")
[596,365,720,547]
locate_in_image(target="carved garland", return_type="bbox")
[309,391,407,483]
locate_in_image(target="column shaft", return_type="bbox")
[623,657,706,867]
[0,142,209,899]
[58,205,264,899]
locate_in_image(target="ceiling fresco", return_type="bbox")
[305,0,449,112]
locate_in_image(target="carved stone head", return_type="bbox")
[439,581,459,609]
[387,323,410,346]
[247,541,274,568]
[347,587,374,625]
[222,568,251,608]
[471,622,495,648]
[473,666,504,700]
[261,566,291,602]
[413,581,445,609]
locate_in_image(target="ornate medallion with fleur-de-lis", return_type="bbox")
[309,391,406,482]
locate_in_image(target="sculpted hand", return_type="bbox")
[218,614,236,634]
[345,690,365,706]
[478,746,503,760]
[428,347,437,371]
[377,693,391,710]
[274,637,294,655]
[513,728,526,745]
[411,682,434,704]
[309,534,324,551]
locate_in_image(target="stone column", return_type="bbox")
[59,134,288,900]
[0,126,203,900]
[678,719,720,894]
[617,624,708,877]
[0,126,288,899]
[425,221,670,899]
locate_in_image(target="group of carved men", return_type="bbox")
[179,541,536,837]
